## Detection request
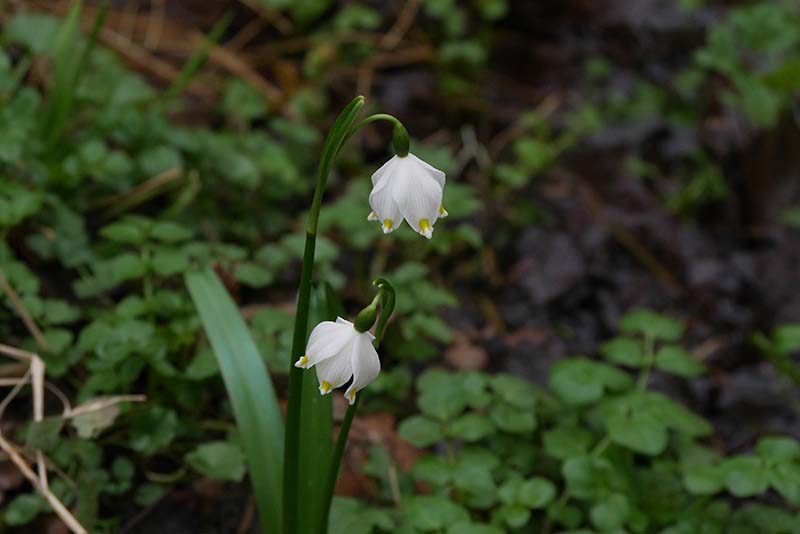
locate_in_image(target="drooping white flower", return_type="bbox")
[295,317,380,404]
[367,153,447,239]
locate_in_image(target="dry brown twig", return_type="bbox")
[0,344,146,534]
[144,0,166,50]
[0,268,48,351]
[357,0,424,97]
[195,32,284,108]
[0,344,85,534]
[237,0,293,35]
[1,258,143,532]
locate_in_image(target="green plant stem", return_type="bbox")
[284,233,316,534]
[543,491,570,534]
[319,317,392,534]
[348,113,403,136]
[319,394,360,532]
[345,113,409,156]
[165,10,233,100]
[636,334,655,390]
[592,435,611,457]
[284,96,365,534]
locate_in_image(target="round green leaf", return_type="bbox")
[404,495,469,531]
[550,358,633,405]
[600,336,644,367]
[447,522,504,534]
[499,504,530,529]
[590,493,630,531]
[185,441,246,482]
[518,477,556,508]
[654,344,705,377]
[607,410,668,455]
[756,436,800,463]
[490,374,536,409]
[412,455,452,486]
[449,413,495,441]
[723,456,770,497]
[543,425,594,460]
[770,463,800,505]
[620,309,685,341]
[489,402,536,434]
[683,464,724,495]
[398,416,444,448]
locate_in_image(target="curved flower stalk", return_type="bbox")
[283,98,415,534]
[312,279,395,533]
[295,317,380,404]
[193,96,425,534]
[367,153,447,238]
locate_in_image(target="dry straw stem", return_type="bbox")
[0,344,85,534]
[0,269,49,351]
[0,344,145,534]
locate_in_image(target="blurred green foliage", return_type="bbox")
[360,310,800,533]
[1,0,800,531]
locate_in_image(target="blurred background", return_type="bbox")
[1,0,800,532]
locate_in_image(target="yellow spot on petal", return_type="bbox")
[348,388,358,402]
[367,211,377,221]
[319,380,333,394]
[382,219,393,232]
[419,218,433,239]
[439,205,448,217]
[296,355,309,368]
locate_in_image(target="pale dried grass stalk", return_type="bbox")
[0,343,86,534]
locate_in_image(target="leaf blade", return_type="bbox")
[185,267,283,533]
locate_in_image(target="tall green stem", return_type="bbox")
[636,334,655,390]
[283,96,365,534]
[320,395,360,532]
[320,320,392,533]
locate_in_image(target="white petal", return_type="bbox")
[392,165,442,238]
[369,175,402,233]
[344,334,380,404]
[408,153,446,190]
[299,320,355,368]
[315,348,354,394]
[370,156,399,187]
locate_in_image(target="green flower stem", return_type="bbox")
[320,336,388,532]
[347,113,409,157]
[320,284,394,533]
[284,96,365,534]
[636,334,655,390]
[591,435,611,457]
[320,394,360,533]
[348,113,403,134]
[284,232,317,533]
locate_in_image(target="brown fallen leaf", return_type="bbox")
[444,331,488,370]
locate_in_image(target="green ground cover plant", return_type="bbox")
[1,0,800,532]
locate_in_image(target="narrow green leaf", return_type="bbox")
[186,267,283,533]
[42,0,108,147]
[295,285,339,534]
[165,11,234,100]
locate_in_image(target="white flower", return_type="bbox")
[294,317,380,404]
[367,153,447,239]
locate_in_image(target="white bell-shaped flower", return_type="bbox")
[367,153,447,239]
[295,317,380,404]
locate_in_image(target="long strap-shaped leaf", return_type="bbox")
[186,268,283,533]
